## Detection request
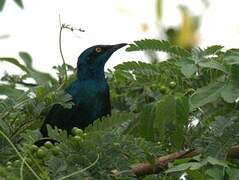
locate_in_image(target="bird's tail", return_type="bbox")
[34,137,59,147]
[34,124,60,147]
[40,123,48,137]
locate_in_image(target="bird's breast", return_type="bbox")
[60,79,111,130]
[71,80,110,122]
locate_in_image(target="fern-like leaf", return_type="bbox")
[203,45,224,56]
[126,39,190,57]
[85,111,132,133]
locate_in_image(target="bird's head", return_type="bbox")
[77,43,127,79]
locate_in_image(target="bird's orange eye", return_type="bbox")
[95,47,102,53]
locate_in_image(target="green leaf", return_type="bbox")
[171,96,189,148]
[13,0,23,8]
[131,95,189,148]
[176,58,197,78]
[190,82,225,109]
[144,151,156,166]
[54,91,73,109]
[143,175,160,180]
[226,48,239,56]
[198,60,228,73]
[170,158,207,173]
[230,64,239,80]
[166,162,200,173]
[203,45,224,56]
[126,39,190,57]
[206,167,225,180]
[19,52,32,67]
[221,81,239,103]
[136,104,155,141]
[206,156,228,167]
[154,96,176,141]
[0,57,28,72]
[0,119,10,135]
[19,52,57,85]
[189,160,207,170]
[0,92,30,120]
[86,111,132,132]
[221,65,239,103]
[0,84,24,98]
[0,54,56,86]
[0,0,5,11]
[187,170,206,180]
[211,116,236,137]
[226,168,239,180]
[224,55,239,65]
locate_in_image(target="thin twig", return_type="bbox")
[58,15,68,81]
[58,15,85,84]
[20,157,26,180]
[57,154,99,180]
[0,130,41,180]
[62,24,85,32]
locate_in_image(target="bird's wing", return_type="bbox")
[40,104,78,136]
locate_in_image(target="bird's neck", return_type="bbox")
[77,68,106,81]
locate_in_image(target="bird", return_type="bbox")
[40,43,127,137]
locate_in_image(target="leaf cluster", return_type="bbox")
[0,39,239,179]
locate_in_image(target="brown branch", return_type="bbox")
[131,149,195,176]
[227,145,239,159]
[131,145,239,177]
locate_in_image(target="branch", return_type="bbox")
[227,145,239,159]
[131,149,195,176]
[58,15,68,81]
[58,15,85,82]
[131,145,239,177]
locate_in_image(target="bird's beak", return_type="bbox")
[101,43,128,64]
[109,43,128,52]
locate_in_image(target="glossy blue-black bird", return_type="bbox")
[40,43,127,137]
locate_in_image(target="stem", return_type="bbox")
[0,130,41,180]
[57,154,99,180]
[28,152,46,175]
[59,15,68,81]
[20,157,26,180]
[16,81,38,87]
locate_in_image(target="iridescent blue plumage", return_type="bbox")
[40,43,127,136]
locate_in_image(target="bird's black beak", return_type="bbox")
[100,43,128,64]
[109,43,128,52]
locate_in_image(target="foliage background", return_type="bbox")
[1,0,239,179]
